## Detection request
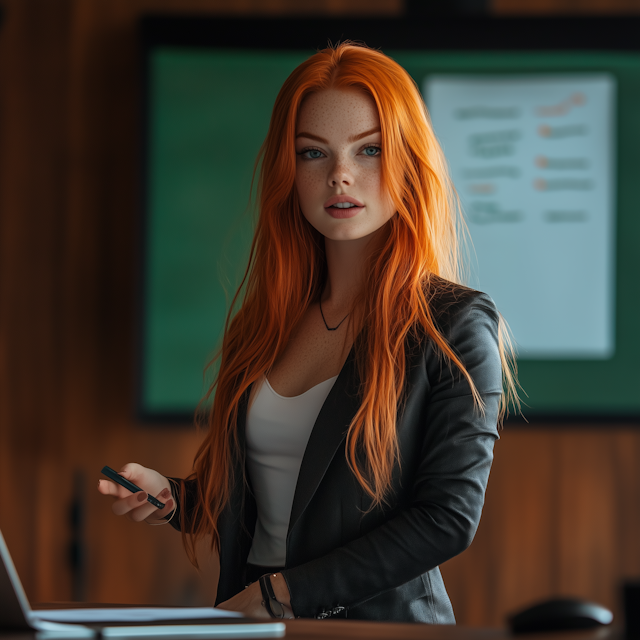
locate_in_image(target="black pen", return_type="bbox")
[101,465,166,510]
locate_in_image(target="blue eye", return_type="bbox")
[363,146,381,157]
[298,148,324,159]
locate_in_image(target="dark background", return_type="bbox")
[1,0,639,627]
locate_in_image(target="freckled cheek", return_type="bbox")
[357,167,393,218]
[295,167,324,207]
[356,166,384,198]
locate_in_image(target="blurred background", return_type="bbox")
[1,0,640,628]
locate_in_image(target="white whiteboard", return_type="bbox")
[424,75,616,359]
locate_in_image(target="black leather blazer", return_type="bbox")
[171,283,502,623]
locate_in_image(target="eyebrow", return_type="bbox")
[348,126,381,143]
[295,126,381,144]
[295,132,329,144]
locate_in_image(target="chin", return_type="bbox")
[325,226,380,242]
[303,210,389,242]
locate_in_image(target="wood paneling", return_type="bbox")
[0,0,639,628]
[0,0,74,603]
[440,428,640,625]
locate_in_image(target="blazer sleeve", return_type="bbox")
[282,293,503,618]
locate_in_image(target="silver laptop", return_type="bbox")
[1,529,285,639]
[0,529,95,638]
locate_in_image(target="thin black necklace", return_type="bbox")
[319,298,349,331]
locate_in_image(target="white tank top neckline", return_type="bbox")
[264,374,337,399]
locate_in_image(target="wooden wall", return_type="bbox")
[0,0,639,628]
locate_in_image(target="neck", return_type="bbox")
[322,225,388,312]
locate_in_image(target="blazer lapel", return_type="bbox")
[287,347,362,536]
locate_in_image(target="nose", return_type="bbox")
[328,155,353,188]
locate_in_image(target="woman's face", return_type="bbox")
[294,88,395,242]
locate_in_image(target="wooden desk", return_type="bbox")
[0,621,622,640]
[0,604,621,640]
[282,622,620,640]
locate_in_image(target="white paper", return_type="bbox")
[425,74,616,359]
[33,608,242,623]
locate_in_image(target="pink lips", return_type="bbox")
[324,195,364,219]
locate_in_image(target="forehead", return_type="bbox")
[296,88,380,137]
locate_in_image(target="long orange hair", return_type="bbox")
[182,42,518,565]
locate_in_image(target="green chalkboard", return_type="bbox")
[143,51,309,415]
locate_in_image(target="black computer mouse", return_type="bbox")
[508,597,613,634]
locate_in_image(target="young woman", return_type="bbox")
[98,42,517,623]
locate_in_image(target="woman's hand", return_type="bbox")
[217,575,293,619]
[97,462,174,523]
[217,582,270,619]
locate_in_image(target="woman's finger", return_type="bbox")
[130,487,172,522]
[125,487,173,522]
[152,488,174,518]
[112,490,149,516]
[136,499,175,524]
[156,498,174,520]
[97,479,131,499]
[141,489,174,523]
[118,462,144,483]
[128,500,159,522]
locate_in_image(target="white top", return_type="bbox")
[246,374,338,566]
